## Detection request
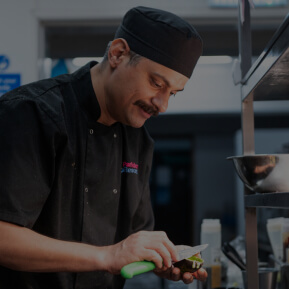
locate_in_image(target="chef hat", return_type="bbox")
[114,6,203,78]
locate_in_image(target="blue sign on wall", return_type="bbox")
[0,74,21,97]
[0,55,10,71]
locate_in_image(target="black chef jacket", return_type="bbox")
[0,62,155,289]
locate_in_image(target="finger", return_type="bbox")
[154,243,172,268]
[193,268,208,281]
[171,266,181,281]
[154,265,168,273]
[153,267,174,280]
[143,248,164,269]
[167,242,179,262]
[133,231,177,267]
[161,235,179,262]
[145,231,175,267]
[127,231,166,268]
[182,272,194,284]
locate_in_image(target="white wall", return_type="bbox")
[166,58,289,114]
[167,59,243,114]
[1,0,288,113]
[0,0,38,84]
[34,0,288,23]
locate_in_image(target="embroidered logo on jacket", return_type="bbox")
[121,161,138,174]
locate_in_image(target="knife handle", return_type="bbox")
[121,261,156,279]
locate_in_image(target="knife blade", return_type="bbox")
[177,244,208,260]
[120,244,208,279]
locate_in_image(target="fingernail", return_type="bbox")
[199,268,205,272]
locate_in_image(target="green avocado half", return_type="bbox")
[173,255,204,273]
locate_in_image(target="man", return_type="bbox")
[0,6,205,289]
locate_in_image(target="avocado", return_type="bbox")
[173,255,204,273]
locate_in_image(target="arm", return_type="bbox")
[0,221,178,274]
[0,220,105,272]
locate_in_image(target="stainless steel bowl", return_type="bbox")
[227,154,289,193]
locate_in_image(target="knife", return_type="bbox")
[120,243,208,279]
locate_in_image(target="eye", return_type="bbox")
[170,92,176,97]
[152,79,162,89]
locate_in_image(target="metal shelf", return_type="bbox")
[242,13,289,102]
[238,5,289,289]
[245,192,289,208]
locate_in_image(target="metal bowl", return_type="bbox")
[227,154,289,193]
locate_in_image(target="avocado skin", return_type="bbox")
[173,257,204,273]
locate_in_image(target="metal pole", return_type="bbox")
[237,1,259,289]
[238,0,252,80]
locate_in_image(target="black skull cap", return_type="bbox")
[114,6,203,78]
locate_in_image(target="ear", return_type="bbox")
[108,38,130,68]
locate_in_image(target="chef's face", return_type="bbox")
[104,39,188,128]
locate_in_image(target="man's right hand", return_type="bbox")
[103,231,179,274]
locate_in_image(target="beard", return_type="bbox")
[133,100,159,117]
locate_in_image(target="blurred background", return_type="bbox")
[1,0,289,288]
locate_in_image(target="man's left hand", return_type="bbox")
[153,266,207,284]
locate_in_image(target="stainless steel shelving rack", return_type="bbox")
[237,1,289,289]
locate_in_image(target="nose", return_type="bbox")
[151,94,169,113]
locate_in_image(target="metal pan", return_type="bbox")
[227,154,289,193]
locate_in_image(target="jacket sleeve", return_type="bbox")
[0,96,59,228]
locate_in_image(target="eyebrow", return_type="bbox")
[152,72,185,92]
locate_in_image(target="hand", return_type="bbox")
[154,266,208,284]
[103,231,179,275]
[153,252,208,284]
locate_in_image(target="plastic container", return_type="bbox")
[266,217,289,262]
[266,217,283,261]
[201,219,222,288]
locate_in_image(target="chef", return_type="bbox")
[0,6,206,289]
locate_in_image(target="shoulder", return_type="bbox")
[1,73,70,103]
[0,74,74,127]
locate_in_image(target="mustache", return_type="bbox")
[134,100,159,117]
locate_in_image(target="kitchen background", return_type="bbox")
[1,0,289,288]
